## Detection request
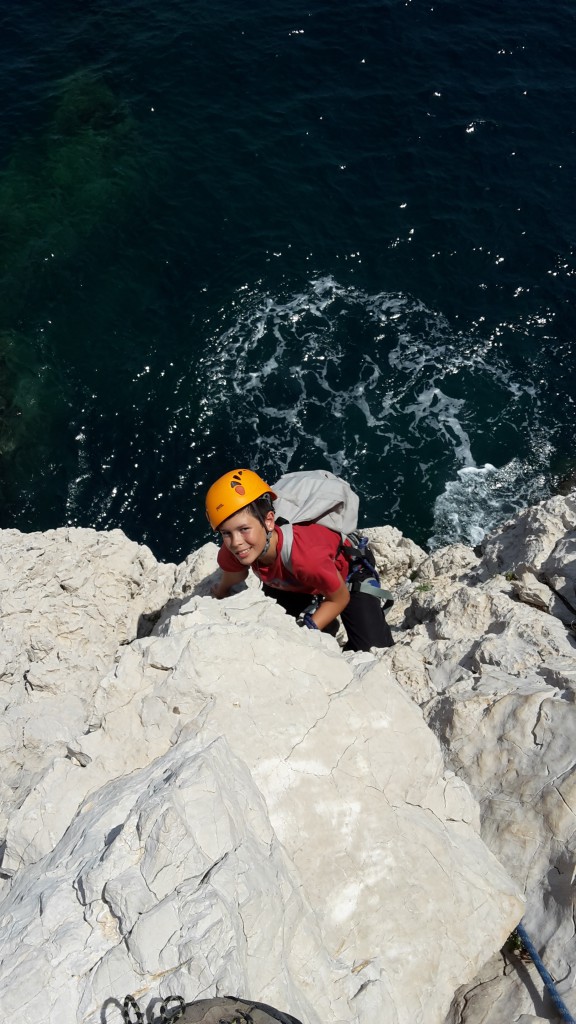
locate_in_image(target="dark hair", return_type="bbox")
[248,494,275,521]
[218,493,275,532]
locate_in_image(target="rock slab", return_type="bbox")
[0,520,534,1024]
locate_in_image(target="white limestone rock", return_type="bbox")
[447,948,560,1024]
[479,494,576,578]
[0,580,522,1024]
[173,541,225,598]
[411,543,481,582]
[8,501,576,1023]
[0,527,177,839]
[473,493,573,622]
[511,571,553,612]
[159,541,263,633]
[391,545,485,637]
[381,641,436,705]
[383,497,576,1023]
[540,533,576,626]
[477,495,576,624]
[0,734,336,1024]
[363,524,427,584]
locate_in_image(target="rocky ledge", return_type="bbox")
[0,494,575,1024]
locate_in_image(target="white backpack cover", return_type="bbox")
[271,469,359,571]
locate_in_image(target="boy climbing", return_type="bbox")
[206,468,393,652]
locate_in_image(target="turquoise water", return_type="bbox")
[1,0,574,561]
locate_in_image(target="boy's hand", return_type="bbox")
[210,569,248,599]
[312,574,350,630]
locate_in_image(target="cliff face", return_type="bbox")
[0,496,574,1024]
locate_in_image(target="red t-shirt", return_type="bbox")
[217,524,349,595]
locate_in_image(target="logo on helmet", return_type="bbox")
[230,470,246,496]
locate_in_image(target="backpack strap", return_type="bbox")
[339,536,395,610]
[277,522,294,574]
[278,522,350,578]
[348,578,395,609]
[277,525,395,611]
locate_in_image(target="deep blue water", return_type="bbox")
[0,0,574,562]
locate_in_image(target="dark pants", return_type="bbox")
[262,562,394,653]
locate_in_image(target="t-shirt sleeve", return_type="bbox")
[289,526,343,594]
[217,546,246,573]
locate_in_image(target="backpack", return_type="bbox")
[271,469,393,608]
[122,993,304,1024]
[271,469,359,573]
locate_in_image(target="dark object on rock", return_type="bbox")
[122,993,304,1024]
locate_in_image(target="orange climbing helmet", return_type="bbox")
[205,468,277,530]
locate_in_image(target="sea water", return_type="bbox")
[0,0,574,561]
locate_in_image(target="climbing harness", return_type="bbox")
[340,535,394,609]
[510,923,576,1024]
[293,537,394,631]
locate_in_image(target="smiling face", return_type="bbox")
[219,506,275,566]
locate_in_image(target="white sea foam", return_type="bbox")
[190,274,555,547]
[429,456,553,550]
[60,272,548,554]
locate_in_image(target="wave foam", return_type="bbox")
[192,274,553,545]
[429,457,553,550]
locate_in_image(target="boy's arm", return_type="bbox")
[312,573,350,630]
[211,569,248,599]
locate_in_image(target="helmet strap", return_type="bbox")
[258,528,274,561]
[251,499,275,563]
